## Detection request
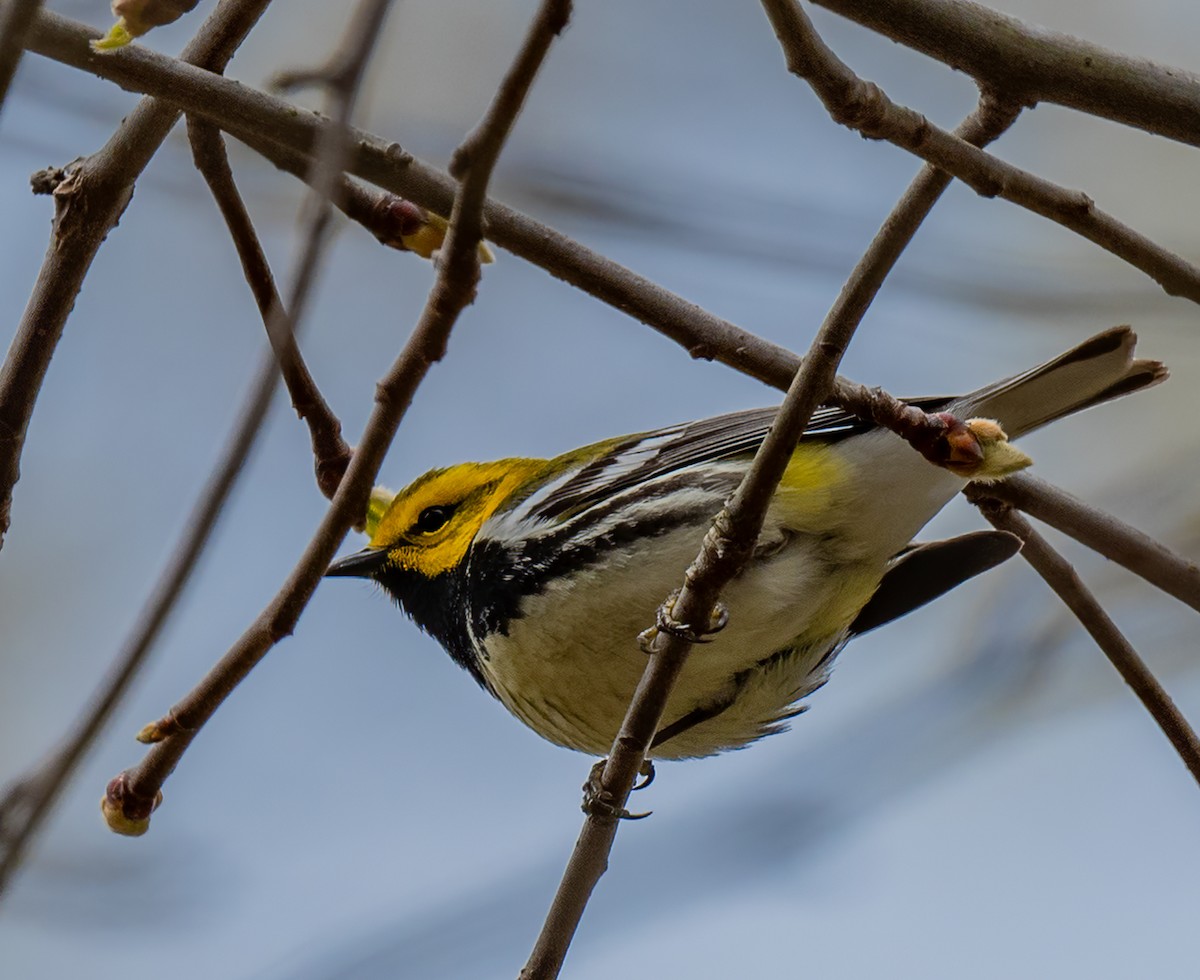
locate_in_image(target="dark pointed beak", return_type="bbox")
[326,547,389,579]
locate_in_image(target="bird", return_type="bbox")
[327,328,1164,761]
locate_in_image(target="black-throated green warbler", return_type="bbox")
[327,328,1164,759]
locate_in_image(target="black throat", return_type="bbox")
[373,564,491,691]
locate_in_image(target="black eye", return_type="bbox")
[412,504,456,534]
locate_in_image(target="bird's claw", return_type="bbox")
[633,759,655,792]
[638,592,729,653]
[581,759,652,821]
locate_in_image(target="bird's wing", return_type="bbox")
[847,530,1021,636]
[529,402,939,522]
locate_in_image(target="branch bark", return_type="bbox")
[0,0,275,553]
[20,6,1200,414]
[16,8,805,392]
[968,493,1200,788]
[760,0,1200,305]
[813,0,1200,148]
[973,473,1200,614]
[0,0,41,115]
[187,119,352,497]
[0,340,290,898]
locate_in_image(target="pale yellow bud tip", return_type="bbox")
[964,417,1033,481]
[91,22,135,51]
[400,212,495,264]
[101,787,163,837]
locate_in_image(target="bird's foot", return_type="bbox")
[581,759,652,821]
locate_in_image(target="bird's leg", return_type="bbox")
[581,759,652,821]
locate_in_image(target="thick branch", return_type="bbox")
[814,0,1200,148]
[975,473,1200,614]
[760,0,1200,305]
[103,0,571,836]
[969,494,1200,788]
[0,0,274,553]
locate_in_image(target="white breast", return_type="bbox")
[475,517,880,758]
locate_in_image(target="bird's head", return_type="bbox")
[326,459,550,582]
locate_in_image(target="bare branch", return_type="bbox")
[231,126,458,262]
[0,0,42,117]
[16,8,810,391]
[0,0,275,553]
[0,0,277,897]
[974,473,1200,614]
[22,7,1200,416]
[814,0,1200,148]
[102,0,571,836]
[0,340,290,897]
[519,88,1017,980]
[760,0,1200,304]
[187,119,352,497]
[967,493,1200,788]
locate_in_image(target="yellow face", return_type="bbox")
[368,459,550,577]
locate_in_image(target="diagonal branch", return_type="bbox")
[102,0,573,837]
[0,339,292,900]
[759,0,1200,305]
[813,0,1200,149]
[0,0,41,116]
[967,493,1200,788]
[979,473,1200,614]
[0,0,275,554]
[20,8,1200,403]
[518,90,1019,980]
[226,125,462,262]
[101,0,399,833]
[187,118,352,497]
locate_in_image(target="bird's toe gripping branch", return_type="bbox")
[581,759,655,822]
[637,590,730,654]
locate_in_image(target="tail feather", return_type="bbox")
[956,326,1167,438]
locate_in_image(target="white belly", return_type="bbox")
[475,519,882,758]
[473,427,969,758]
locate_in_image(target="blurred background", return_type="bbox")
[1,0,1198,977]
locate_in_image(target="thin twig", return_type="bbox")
[518,72,1017,980]
[105,0,400,828]
[0,342,290,899]
[0,0,274,553]
[815,87,1021,356]
[759,0,1200,304]
[813,0,1200,148]
[968,493,1200,788]
[187,118,352,497]
[974,473,1200,614]
[0,0,42,117]
[102,0,572,835]
[0,0,276,897]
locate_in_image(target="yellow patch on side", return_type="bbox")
[797,563,881,642]
[770,442,850,531]
[369,459,549,578]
